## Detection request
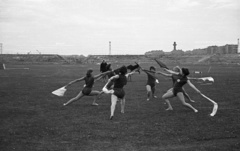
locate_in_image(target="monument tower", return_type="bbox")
[173,42,177,51]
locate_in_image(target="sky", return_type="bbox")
[0,0,240,56]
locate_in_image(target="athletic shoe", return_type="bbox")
[147,98,150,101]
[110,116,113,120]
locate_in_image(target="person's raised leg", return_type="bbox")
[110,94,118,119]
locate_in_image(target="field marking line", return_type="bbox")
[5,68,29,70]
[200,83,213,85]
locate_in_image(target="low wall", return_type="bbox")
[1,54,240,65]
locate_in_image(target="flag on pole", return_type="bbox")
[52,86,67,97]
[154,59,169,69]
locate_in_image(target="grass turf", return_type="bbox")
[0,64,240,151]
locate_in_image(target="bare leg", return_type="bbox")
[184,92,195,102]
[183,88,194,102]
[89,90,101,105]
[120,98,125,113]
[146,85,152,101]
[177,93,198,112]
[92,95,98,106]
[152,86,157,98]
[164,88,173,104]
[63,91,84,106]
[162,90,174,110]
[97,91,104,99]
[110,94,118,119]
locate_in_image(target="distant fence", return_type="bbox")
[0,54,67,64]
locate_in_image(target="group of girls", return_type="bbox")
[63,63,202,120]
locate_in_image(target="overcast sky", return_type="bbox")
[0,0,239,55]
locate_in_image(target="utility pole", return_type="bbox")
[0,43,3,65]
[238,39,240,53]
[109,41,111,55]
[0,43,2,54]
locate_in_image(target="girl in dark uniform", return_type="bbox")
[142,66,158,101]
[157,66,194,102]
[100,60,108,82]
[102,66,138,120]
[63,69,110,106]
[161,68,200,112]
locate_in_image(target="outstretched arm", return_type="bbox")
[164,68,179,75]
[141,69,157,75]
[142,68,152,73]
[125,70,138,78]
[188,77,199,80]
[141,69,159,80]
[108,74,120,81]
[156,71,172,77]
[65,77,85,87]
[93,70,111,79]
[187,80,201,94]
[142,69,172,80]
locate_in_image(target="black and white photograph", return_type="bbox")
[0,0,239,150]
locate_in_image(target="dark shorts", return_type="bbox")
[151,86,155,93]
[113,88,125,99]
[147,82,155,88]
[82,87,92,95]
[173,87,183,96]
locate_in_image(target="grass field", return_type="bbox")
[0,63,240,151]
